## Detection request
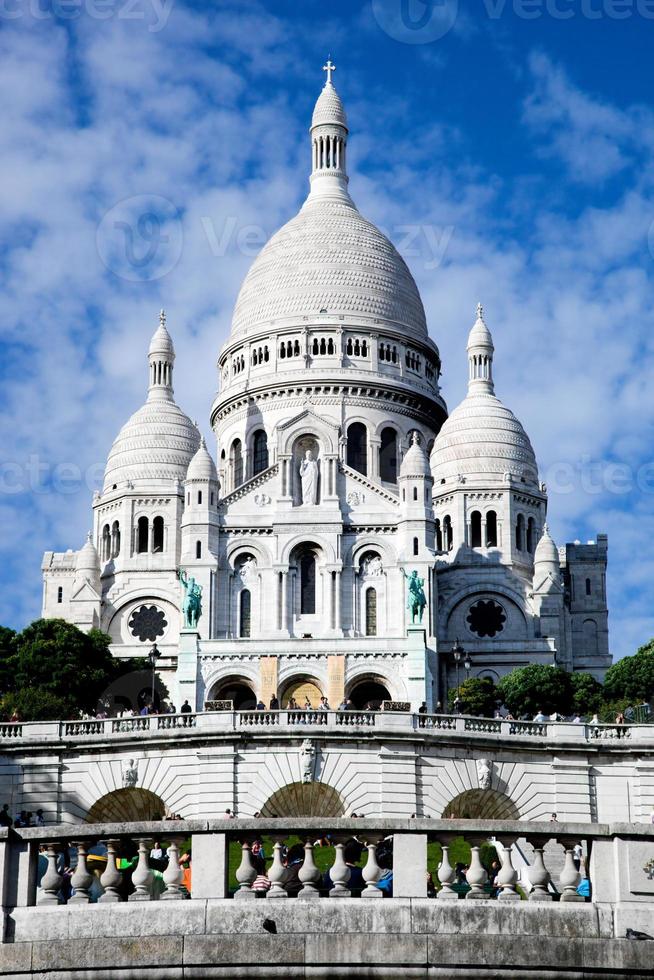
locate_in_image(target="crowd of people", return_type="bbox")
[0,804,44,828]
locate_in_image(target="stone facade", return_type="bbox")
[41,67,612,714]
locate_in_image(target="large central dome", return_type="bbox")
[229,69,428,343]
[231,198,428,340]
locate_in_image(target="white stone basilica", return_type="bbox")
[41,64,612,712]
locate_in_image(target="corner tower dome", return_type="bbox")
[228,61,430,343]
[103,311,200,492]
[431,305,539,488]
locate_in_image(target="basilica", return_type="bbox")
[41,65,612,713]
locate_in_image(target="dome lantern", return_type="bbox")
[467,303,494,394]
[148,309,175,402]
[309,59,351,203]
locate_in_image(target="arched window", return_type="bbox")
[413,537,419,556]
[516,514,525,551]
[57,586,63,604]
[379,427,398,483]
[435,518,443,552]
[365,588,377,637]
[136,517,148,554]
[443,515,453,552]
[526,517,535,554]
[231,439,243,489]
[486,511,498,548]
[300,551,316,615]
[197,491,203,505]
[196,540,202,559]
[413,486,418,501]
[252,430,269,476]
[470,511,482,548]
[347,422,367,475]
[111,520,121,558]
[152,516,164,553]
[586,577,592,596]
[240,589,251,638]
[102,524,110,561]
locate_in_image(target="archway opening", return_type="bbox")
[281,677,323,708]
[209,679,257,710]
[442,789,519,820]
[348,679,391,710]
[86,788,166,823]
[260,781,345,817]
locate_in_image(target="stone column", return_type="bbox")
[392,833,427,897]
[327,655,345,709]
[191,833,228,899]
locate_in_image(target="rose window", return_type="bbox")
[466,600,506,638]
[128,605,168,642]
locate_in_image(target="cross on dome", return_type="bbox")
[476,302,484,321]
[323,58,336,84]
[159,309,166,328]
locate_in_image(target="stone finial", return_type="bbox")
[159,309,166,328]
[476,302,484,321]
[411,431,420,446]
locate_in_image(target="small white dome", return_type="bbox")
[75,532,99,573]
[186,436,218,483]
[103,400,200,491]
[149,311,175,356]
[431,393,539,488]
[535,524,559,566]
[400,434,431,479]
[467,304,494,351]
[312,81,348,129]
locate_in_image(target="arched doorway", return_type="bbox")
[86,788,166,823]
[281,677,323,708]
[442,789,519,820]
[348,678,391,710]
[208,678,257,710]
[261,782,345,817]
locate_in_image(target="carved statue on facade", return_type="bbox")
[179,568,202,629]
[301,738,317,783]
[403,568,427,624]
[476,758,492,790]
[364,555,383,578]
[299,450,319,505]
[239,557,257,584]
[123,759,138,788]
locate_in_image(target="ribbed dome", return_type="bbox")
[186,436,218,483]
[230,198,428,340]
[535,524,559,567]
[400,434,431,478]
[431,393,539,487]
[312,81,348,129]
[75,532,99,573]
[103,400,200,491]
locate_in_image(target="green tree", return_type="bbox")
[497,664,573,718]
[447,677,497,717]
[603,642,654,704]
[0,619,144,721]
[570,672,603,715]
[0,626,16,696]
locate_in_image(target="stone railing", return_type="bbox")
[1,818,653,909]
[0,711,651,745]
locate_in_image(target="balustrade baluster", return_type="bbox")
[161,839,188,900]
[328,838,351,898]
[435,841,458,900]
[298,839,321,898]
[69,841,93,904]
[526,837,553,901]
[99,839,123,903]
[266,839,288,899]
[495,840,520,901]
[129,838,153,901]
[361,837,384,898]
[558,840,583,902]
[234,840,257,900]
[465,839,489,899]
[37,843,63,906]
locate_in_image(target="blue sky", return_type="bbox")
[1,0,653,660]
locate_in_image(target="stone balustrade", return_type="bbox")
[1,817,652,909]
[0,710,650,745]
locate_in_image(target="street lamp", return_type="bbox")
[148,643,161,714]
[452,640,464,714]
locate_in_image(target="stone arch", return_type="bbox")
[261,781,346,817]
[226,539,272,568]
[348,677,391,710]
[442,583,533,640]
[86,787,167,823]
[280,674,324,708]
[207,674,257,709]
[442,789,519,820]
[277,410,339,456]
[345,669,401,704]
[281,533,335,565]
[347,537,397,568]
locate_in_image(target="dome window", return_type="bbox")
[470,511,482,548]
[515,514,525,552]
[230,439,243,489]
[152,516,164,554]
[467,599,506,638]
[526,517,535,554]
[252,430,269,476]
[486,511,498,548]
[111,521,120,558]
[346,422,367,476]
[586,577,592,596]
[136,517,149,554]
[413,537,419,556]
[57,586,63,604]
[196,540,202,559]
[379,427,398,483]
[102,524,111,561]
[443,515,453,551]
